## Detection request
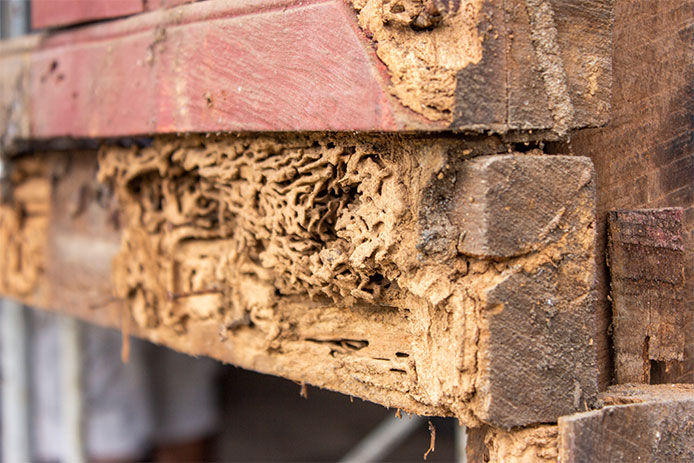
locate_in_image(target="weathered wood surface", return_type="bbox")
[559,384,694,463]
[607,208,687,384]
[565,0,694,387]
[31,0,143,29]
[1,0,612,142]
[31,0,192,29]
[0,136,598,428]
[464,426,490,463]
[470,385,694,462]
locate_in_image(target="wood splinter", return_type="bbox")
[423,420,436,460]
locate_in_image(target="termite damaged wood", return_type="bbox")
[0,134,599,429]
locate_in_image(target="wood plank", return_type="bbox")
[564,0,694,388]
[607,208,687,384]
[31,0,193,29]
[0,137,598,428]
[559,384,694,463]
[31,0,144,29]
[471,385,694,462]
[27,0,403,136]
[1,0,612,141]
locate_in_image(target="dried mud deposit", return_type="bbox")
[351,0,484,121]
[485,425,559,462]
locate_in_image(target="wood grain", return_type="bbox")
[569,0,694,387]
[31,0,193,29]
[559,385,694,463]
[0,139,599,428]
[27,0,401,137]
[607,208,687,384]
[1,0,613,139]
[472,385,694,462]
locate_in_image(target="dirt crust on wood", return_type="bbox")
[485,425,559,462]
[0,134,598,427]
[351,0,484,121]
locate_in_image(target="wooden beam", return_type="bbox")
[0,136,598,428]
[569,0,694,387]
[559,384,694,462]
[607,208,687,384]
[471,385,694,462]
[1,0,612,141]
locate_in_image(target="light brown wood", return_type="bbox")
[0,135,598,428]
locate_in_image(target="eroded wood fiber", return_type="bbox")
[0,135,598,428]
[0,156,49,296]
[484,425,559,462]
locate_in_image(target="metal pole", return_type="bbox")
[1,299,31,463]
[339,414,424,463]
[60,316,86,463]
[455,424,468,463]
[1,3,32,463]
[0,0,29,38]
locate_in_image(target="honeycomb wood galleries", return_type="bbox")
[0,134,597,428]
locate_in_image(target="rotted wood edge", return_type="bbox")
[607,208,688,384]
[0,139,598,429]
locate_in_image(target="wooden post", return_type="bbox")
[608,208,687,384]
[569,0,694,387]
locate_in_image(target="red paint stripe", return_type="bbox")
[27,0,402,137]
[32,0,145,29]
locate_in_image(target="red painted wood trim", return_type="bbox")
[31,0,145,29]
[21,0,419,138]
[31,0,194,30]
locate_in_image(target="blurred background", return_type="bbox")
[0,306,461,462]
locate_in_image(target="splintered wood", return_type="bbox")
[0,135,597,428]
